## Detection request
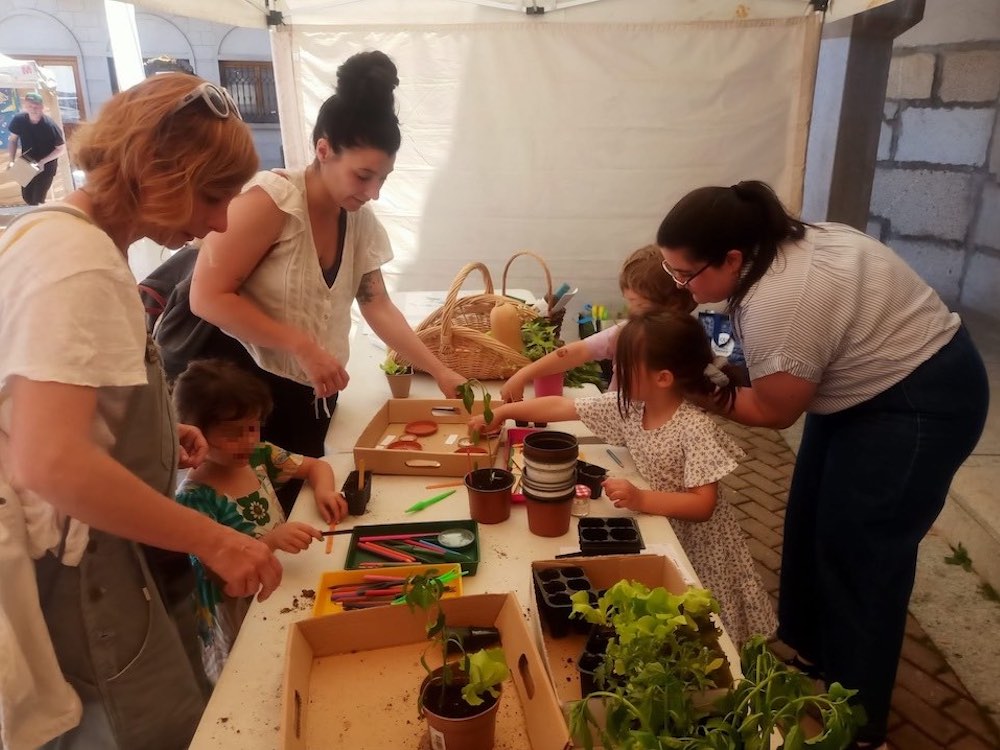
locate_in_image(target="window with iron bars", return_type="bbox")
[218,61,279,124]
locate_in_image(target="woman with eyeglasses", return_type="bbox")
[186,51,466,512]
[0,74,281,749]
[657,180,988,750]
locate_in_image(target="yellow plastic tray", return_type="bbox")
[312,563,463,617]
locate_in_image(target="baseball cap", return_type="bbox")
[24,92,43,104]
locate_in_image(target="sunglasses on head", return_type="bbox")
[170,82,242,121]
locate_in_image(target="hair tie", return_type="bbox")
[704,358,730,388]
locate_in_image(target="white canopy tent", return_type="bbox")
[123,0,897,328]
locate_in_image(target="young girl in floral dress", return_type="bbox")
[472,311,776,646]
[173,359,349,681]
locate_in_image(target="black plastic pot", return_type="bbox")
[523,431,579,465]
[576,460,607,499]
[341,470,372,515]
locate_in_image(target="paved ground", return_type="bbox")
[716,420,1000,750]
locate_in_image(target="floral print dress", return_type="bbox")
[575,393,778,646]
[175,441,302,682]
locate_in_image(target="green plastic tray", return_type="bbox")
[343,519,480,576]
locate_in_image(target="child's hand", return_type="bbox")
[315,490,349,524]
[603,478,644,512]
[500,376,525,403]
[468,408,504,436]
[263,522,322,553]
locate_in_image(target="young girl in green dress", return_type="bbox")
[173,359,348,681]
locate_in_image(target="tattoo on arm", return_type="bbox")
[356,270,386,305]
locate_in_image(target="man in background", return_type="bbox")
[7,92,66,205]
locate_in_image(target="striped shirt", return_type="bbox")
[735,222,959,414]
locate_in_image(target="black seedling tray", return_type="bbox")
[343,519,480,575]
[577,625,615,698]
[532,565,596,638]
[577,517,645,556]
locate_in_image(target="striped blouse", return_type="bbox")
[735,222,959,414]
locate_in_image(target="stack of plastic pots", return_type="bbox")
[521,431,579,537]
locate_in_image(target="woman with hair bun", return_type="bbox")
[656,180,989,750]
[0,73,281,749]
[190,51,466,507]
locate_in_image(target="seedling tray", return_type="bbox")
[343,519,481,575]
[577,625,615,698]
[577,517,645,556]
[532,565,597,638]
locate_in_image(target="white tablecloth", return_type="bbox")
[189,295,735,749]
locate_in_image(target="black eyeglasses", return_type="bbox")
[661,259,710,287]
[170,82,242,120]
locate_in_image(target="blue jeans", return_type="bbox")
[778,325,988,744]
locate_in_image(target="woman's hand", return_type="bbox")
[434,368,467,399]
[603,478,645,512]
[262,522,322,553]
[500,374,526,403]
[199,527,283,601]
[177,423,209,469]
[315,489,349,525]
[293,336,350,398]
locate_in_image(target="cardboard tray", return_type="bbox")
[343,519,481,575]
[354,398,500,477]
[529,555,736,717]
[282,593,572,749]
[312,563,463,617]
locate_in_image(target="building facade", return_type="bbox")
[0,0,283,169]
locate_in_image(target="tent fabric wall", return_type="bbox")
[124,0,895,29]
[271,16,820,319]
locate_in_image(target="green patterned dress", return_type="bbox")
[175,441,302,682]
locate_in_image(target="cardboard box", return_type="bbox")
[354,398,500,477]
[282,593,572,750]
[529,555,737,718]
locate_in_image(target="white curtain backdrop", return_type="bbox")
[272,16,820,326]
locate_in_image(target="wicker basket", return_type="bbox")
[392,254,553,381]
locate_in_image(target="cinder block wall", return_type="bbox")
[869,5,1000,318]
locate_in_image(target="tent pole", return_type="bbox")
[825,0,925,229]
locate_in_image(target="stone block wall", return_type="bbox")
[870,37,1000,317]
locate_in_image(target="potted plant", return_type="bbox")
[520,317,603,399]
[381,356,413,398]
[568,581,863,750]
[403,572,510,750]
[456,380,514,524]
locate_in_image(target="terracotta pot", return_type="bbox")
[533,372,564,397]
[522,431,579,466]
[386,372,412,398]
[465,469,514,524]
[524,490,575,537]
[421,667,502,750]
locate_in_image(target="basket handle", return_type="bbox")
[501,251,554,315]
[438,262,495,354]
